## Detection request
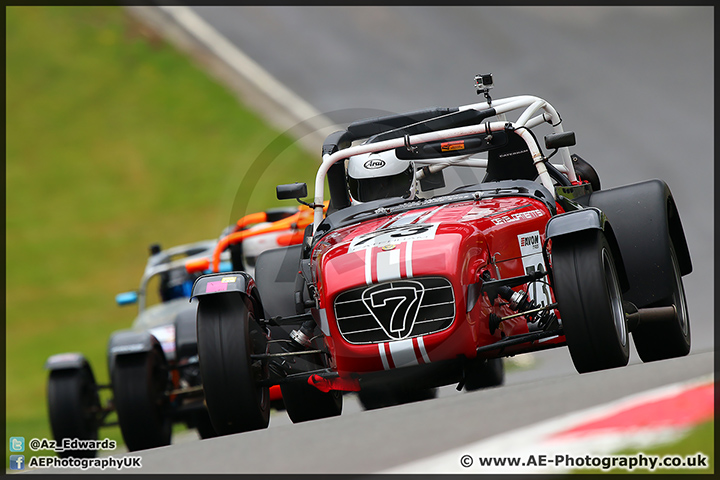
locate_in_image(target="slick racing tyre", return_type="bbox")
[112,347,172,451]
[551,230,629,373]
[463,357,505,392]
[193,409,218,439]
[47,366,101,458]
[280,381,343,423]
[631,244,691,362]
[196,294,270,435]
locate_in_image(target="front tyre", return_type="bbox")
[196,294,270,435]
[47,366,101,458]
[551,230,629,373]
[632,244,691,362]
[112,348,172,451]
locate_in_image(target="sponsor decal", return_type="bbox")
[441,140,465,152]
[517,231,552,306]
[362,280,425,340]
[349,223,439,252]
[221,276,237,283]
[205,281,228,293]
[364,158,386,169]
[499,148,530,158]
[519,232,541,252]
[491,209,544,225]
[381,244,397,251]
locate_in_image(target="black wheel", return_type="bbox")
[112,348,171,451]
[551,230,629,373]
[47,366,101,458]
[193,409,218,439]
[358,386,438,410]
[463,357,505,392]
[632,244,691,362]
[280,381,342,423]
[196,294,270,435]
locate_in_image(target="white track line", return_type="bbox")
[157,6,338,143]
[382,374,713,473]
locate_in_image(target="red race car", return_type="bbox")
[191,75,692,435]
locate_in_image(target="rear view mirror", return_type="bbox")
[116,291,138,306]
[545,131,576,150]
[277,183,308,200]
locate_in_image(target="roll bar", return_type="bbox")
[313,95,577,233]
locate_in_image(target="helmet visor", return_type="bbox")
[348,164,415,202]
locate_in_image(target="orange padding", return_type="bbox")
[235,211,267,232]
[185,258,211,274]
[211,202,328,272]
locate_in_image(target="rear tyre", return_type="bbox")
[196,294,270,435]
[47,366,101,458]
[551,230,629,373]
[632,244,691,362]
[463,357,505,392]
[112,348,172,451]
[280,382,343,423]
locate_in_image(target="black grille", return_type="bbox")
[333,277,455,344]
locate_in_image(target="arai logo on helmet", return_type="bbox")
[364,158,386,169]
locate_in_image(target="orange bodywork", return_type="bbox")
[185,202,328,275]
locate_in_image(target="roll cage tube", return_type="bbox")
[312,95,574,233]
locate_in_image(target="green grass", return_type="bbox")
[570,419,714,474]
[6,6,318,466]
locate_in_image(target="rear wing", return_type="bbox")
[312,95,577,233]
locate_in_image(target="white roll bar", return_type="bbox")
[312,95,577,232]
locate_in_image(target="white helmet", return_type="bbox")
[347,150,416,203]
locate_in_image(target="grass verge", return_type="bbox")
[6,5,318,468]
[571,419,714,474]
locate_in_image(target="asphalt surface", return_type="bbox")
[34,6,714,474]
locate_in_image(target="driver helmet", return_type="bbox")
[347,150,416,203]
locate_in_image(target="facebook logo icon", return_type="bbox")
[10,455,25,470]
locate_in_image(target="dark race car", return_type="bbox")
[44,240,225,456]
[43,204,315,455]
[190,74,692,436]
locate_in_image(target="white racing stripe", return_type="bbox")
[388,339,419,368]
[405,241,414,278]
[376,249,401,282]
[417,336,431,363]
[365,248,373,285]
[378,344,390,370]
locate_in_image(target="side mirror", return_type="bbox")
[115,291,138,306]
[545,131,576,150]
[276,183,308,200]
